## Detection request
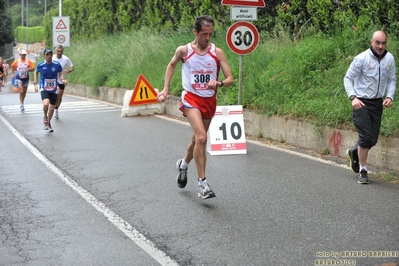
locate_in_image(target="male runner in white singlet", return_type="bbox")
[158,15,234,199]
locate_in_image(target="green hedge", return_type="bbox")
[13,26,45,44]
[41,0,399,42]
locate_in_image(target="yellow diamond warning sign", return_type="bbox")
[129,74,158,106]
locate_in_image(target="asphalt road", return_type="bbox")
[0,89,398,266]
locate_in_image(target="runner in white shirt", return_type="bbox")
[158,15,234,199]
[52,45,74,119]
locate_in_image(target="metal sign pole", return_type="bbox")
[238,55,243,105]
[226,22,259,106]
[224,1,263,106]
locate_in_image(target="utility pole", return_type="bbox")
[26,0,28,50]
[21,0,24,26]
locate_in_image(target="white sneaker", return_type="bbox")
[43,117,49,130]
[48,122,53,133]
[198,182,216,199]
[54,109,59,119]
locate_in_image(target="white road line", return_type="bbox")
[246,139,350,170]
[0,113,179,266]
[1,101,120,117]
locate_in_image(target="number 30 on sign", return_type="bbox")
[207,105,247,155]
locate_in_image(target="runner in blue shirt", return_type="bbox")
[33,48,65,133]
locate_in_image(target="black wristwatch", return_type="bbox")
[349,95,356,100]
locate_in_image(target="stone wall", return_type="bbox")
[66,84,399,171]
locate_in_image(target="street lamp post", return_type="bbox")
[26,0,28,50]
[21,0,23,26]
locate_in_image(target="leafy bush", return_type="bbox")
[36,0,399,136]
[14,26,44,43]
[63,28,399,136]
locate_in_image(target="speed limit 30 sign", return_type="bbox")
[226,21,259,55]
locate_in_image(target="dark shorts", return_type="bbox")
[352,98,383,149]
[58,83,65,90]
[16,79,29,87]
[40,91,58,105]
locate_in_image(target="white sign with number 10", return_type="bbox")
[207,105,247,155]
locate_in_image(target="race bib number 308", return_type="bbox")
[191,70,212,90]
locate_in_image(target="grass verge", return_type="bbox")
[62,28,399,136]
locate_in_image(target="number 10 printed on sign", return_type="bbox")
[207,105,247,155]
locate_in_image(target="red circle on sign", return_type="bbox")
[57,35,66,43]
[226,22,259,55]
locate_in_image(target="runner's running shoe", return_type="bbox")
[176,159,188,188]
[198,182,216,199]
[358,170,369,184]
[347,148,359,173]
[20,104,24,111]
[43,117,49,130]
[48,122,53,133]
[54,109,59,119]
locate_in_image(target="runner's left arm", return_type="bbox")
[66,59,74,74]
[28,60,35,72]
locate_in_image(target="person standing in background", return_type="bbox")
[344,30,396,184]
[2,59,10,86]
[11,50,35,111]
[158,15,234,199]
[52,45,74,119]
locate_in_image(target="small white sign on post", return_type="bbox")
[230,7,257,21]
[207,105,247,155]
[52,17,70,47]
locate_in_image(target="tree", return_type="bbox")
[276,0,399,38]
[8,0,58,28]
[0,0,14,45]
